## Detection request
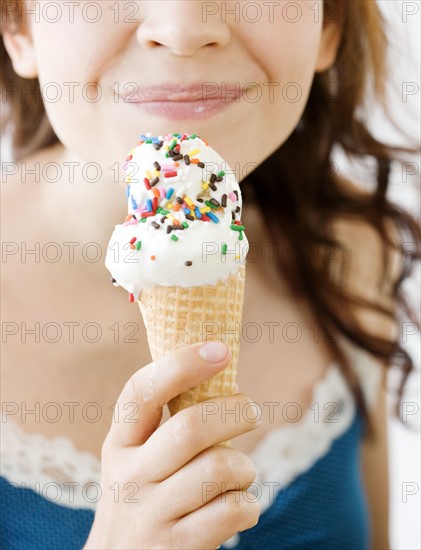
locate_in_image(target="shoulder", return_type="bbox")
[328,177,402,341]
[1,141,65,185]
[1,142,65,223]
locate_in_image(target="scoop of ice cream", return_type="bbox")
[105,132,249,301]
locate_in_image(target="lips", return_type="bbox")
[117,83,243,120]
[118,83,243,103]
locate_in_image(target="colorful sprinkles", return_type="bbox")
[119,132,245,300]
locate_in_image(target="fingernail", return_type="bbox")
[199,341,228,363]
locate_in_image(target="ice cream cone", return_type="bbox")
[106,132,249,448]
[138,265,246,447]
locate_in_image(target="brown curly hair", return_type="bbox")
[1,0,420,431]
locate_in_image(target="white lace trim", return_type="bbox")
[1,337,380,525]
[0,416,101,511]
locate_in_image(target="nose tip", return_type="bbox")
[136,1,230,56]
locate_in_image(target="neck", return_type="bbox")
[39,144,128,236]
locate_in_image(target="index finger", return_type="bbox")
[105,341,231,448]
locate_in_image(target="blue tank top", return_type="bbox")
[0,410,369,549]
[222,410,370,549]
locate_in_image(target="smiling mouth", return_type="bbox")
[117,83,244,120]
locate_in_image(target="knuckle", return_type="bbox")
[226,496,257,531]
[122,364,154,406]
[168,520,190,550]
[126,370,145,402]
[225,492,244,520]
[100,432,114,461]
[118,373,141,407]
[242,455,257,482]
[232,450,257,480]
[245,500,261,529]
[204,448,229,480]
[158,349,184,377]
[242,397,261,428]
[170,409,196,445]
[225,450,257,485]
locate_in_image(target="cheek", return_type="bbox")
[249,0,322,152]
[249,4,322,99]
[30,13,132,160]
[31,4,129,80]
[238,2,322,156]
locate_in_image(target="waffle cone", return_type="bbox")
[138,265,246,447]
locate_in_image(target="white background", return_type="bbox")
[381,2,420,548]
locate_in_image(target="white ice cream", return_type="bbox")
[105,132,248,300]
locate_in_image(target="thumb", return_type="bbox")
[105,341,231,448]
